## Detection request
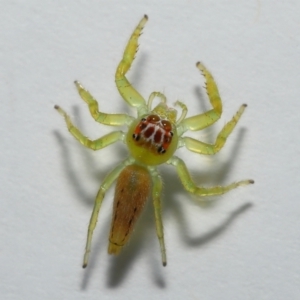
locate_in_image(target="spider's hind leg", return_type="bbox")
[168,156,254,198]
[83,159,132,268]
[150,168,167,266]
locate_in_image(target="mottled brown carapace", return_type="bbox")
[108,164,151,254]
[132,114,174,154]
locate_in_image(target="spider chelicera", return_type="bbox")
[55,15,254,268]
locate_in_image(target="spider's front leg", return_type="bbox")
[54,105,125,150]
[167,156,254,198]
[179,62,223,134]
[115,15,148,113]
[74,81,134,126]
[182,104,247,155]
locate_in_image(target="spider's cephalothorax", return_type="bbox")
[126,100,179,166]
[133,114,174,154]
[55,15,254,268]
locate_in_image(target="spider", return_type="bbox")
[55,15,254,268]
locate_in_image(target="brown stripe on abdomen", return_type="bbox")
[108,164,151,255]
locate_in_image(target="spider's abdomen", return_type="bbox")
[126,114,178,166]
[108,164,151,255]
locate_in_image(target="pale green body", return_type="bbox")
[55,15,253,267]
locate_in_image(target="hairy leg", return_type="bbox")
[179,62,223,133]
[115,15,148,113]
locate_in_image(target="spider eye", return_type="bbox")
[132,133,140,141]
[147,114,160,123]
[157,146,166,154]
[161,120,172,132]
[139,123,147,130]
[141,118,146,122]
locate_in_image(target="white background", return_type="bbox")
[1,1,299,299]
